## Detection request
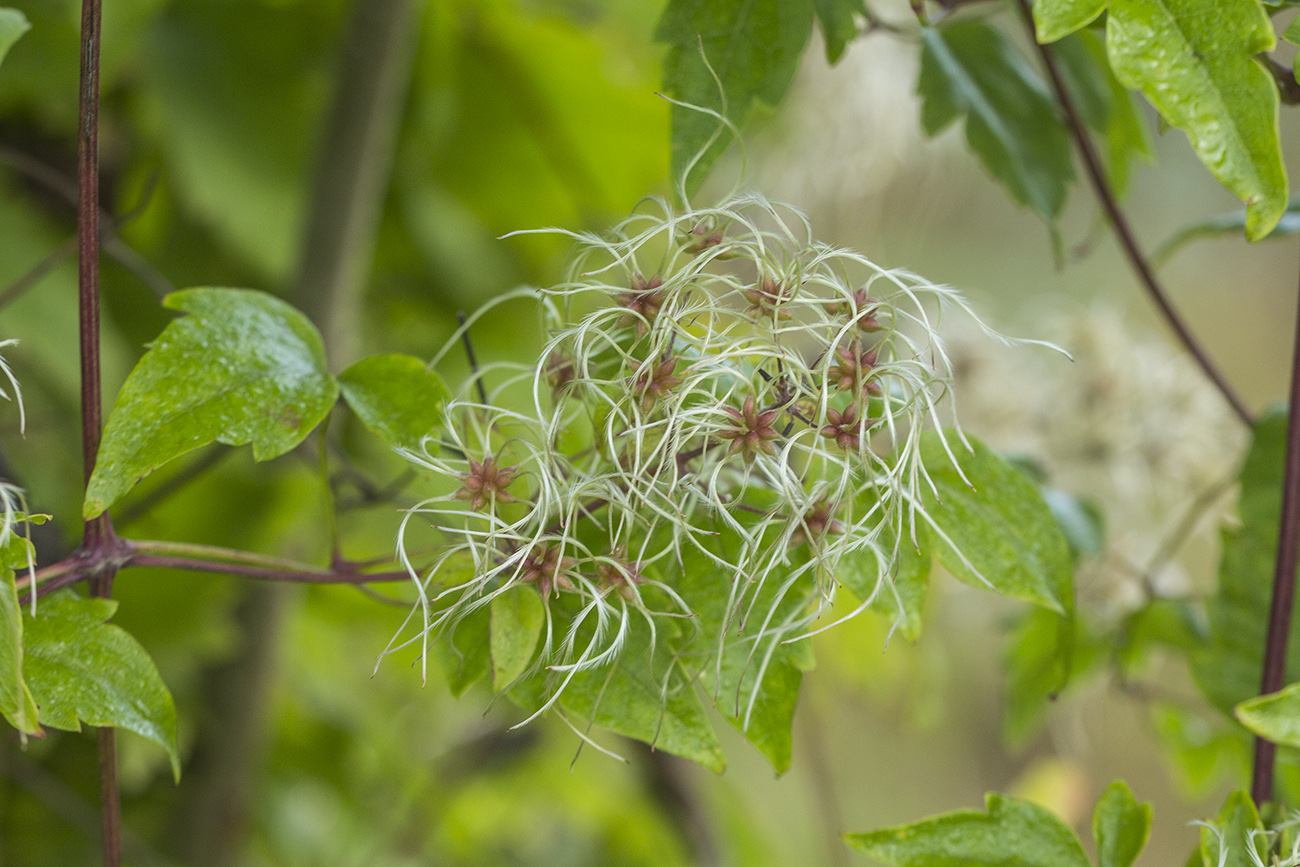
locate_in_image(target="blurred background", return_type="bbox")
[0,0,1297,863]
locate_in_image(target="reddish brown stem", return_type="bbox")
[1013,0,1254,428]
[1251,246,1300,806]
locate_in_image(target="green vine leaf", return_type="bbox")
[1093,780,1151,867]
[23,592,180,780]
[489,585,544,691]
[1285,16,1300,46]
[1193,409,1300,715]
[656,0,813,192]
[1106,0,1286,240]
[813,0,865,63]
[85,288,338,518]
[1235,681,1300,748]
[920,432,1074,614]
[0,532,38,738]
[1152,196,1300,267]
[0,8,30,70]
[338,353,448,451]
[845,791,1091,867]
[1199,791,1266,867]
[1003,607,1099,745]
[839,518,932,641]
[1033,0,1106,43]
[918,20,1074,222]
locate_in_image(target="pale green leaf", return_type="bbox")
[656,0,813,192]
[1003,607,1099,745]
[1193,409,1300,715]
[813,0,865,63]
[23,592,180,779]
[338,354,448,451]
[1093,780,1152,867]
[85,288,338,518]
[920,431,1074,613]
[489,586,544,691]
[1236,681,1300,747]
[1041,486,1105,560]
[1284,16,1300,46]
[0,8,30,70]
[1199,791,1266,867]
[1152,197,1300,267]
[919,21,1074,221]
[1033,0,1107,43]
[436,603,491,698]
[1106,0,1286,240]
[845,792,1091,867]
[0,533,38,737]
[839,522,931,642]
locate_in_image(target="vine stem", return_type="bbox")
[1012,0,1254,428]
[1251,243,1300,806]
[75,0,123,862]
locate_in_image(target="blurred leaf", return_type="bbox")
[0,8,30,70]
[845,791,1091,867]
[1285,17,1300,45]
[1152,704,1250,796]
[85,289,338,518]
[338,354,448,451]
[1040,486,1104,561]
[1051,29,1151,195]
[1106,0,1286,240]
[813,0,865,63]
[1193,409,1300,715]
[1199,791,1266,867]
[23,592,180,779]
[489,585,544,691]
[1093,780,1151,867]
[0,532,38,737]
[920,431,1074,613]
[656,0,813,192]
[1033,0,1106,43]
[1236,681,1300,747]
[1003,607,1098,745]
[437,602,491,698]
[918,21,1074,221]
[1151,197,1300,267]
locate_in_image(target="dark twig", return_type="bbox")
[1251,242,1300,806]
[1013,0,1254,428]
[458,311,490,406]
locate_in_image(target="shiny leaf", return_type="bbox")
[1106,0,1286,240]
[23,592,180,779]
[1236,681,1300,748]
[845,792,1091,867]
[85,288,338,518]
[338,354,448,451]
[1033,0,1107,43]
[918,21,1074,221]
[1093,780,1152,867]
[656,0,813,192]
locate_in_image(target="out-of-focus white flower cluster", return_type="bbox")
[945,305,1245,617]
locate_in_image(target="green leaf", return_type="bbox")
[1093,780,1152,867]
[1106,0,1287,240]
[0,8,31,70]
[1152,197,1300,267]
[920,431,1074,613]
[845,791,1091,867]
[656,0,813,192]
[1199,791,1266,867]
[23,592,180,779]
[1003,607,1098,745]
[436,602,491,698]
[1040,486,1105,561]
[1236,681,1300,748]
[1285,17,1300,46]
[85,288,338,518]
[550,617,726,773]
[489,586,544,691]
[338,354,448,451]
[0,532,38,737]
[918,21,1074,221]
[813,0,865,63]
[1193,409,1300,716]
[839,522,932,642]
[1033,0,1107,43]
